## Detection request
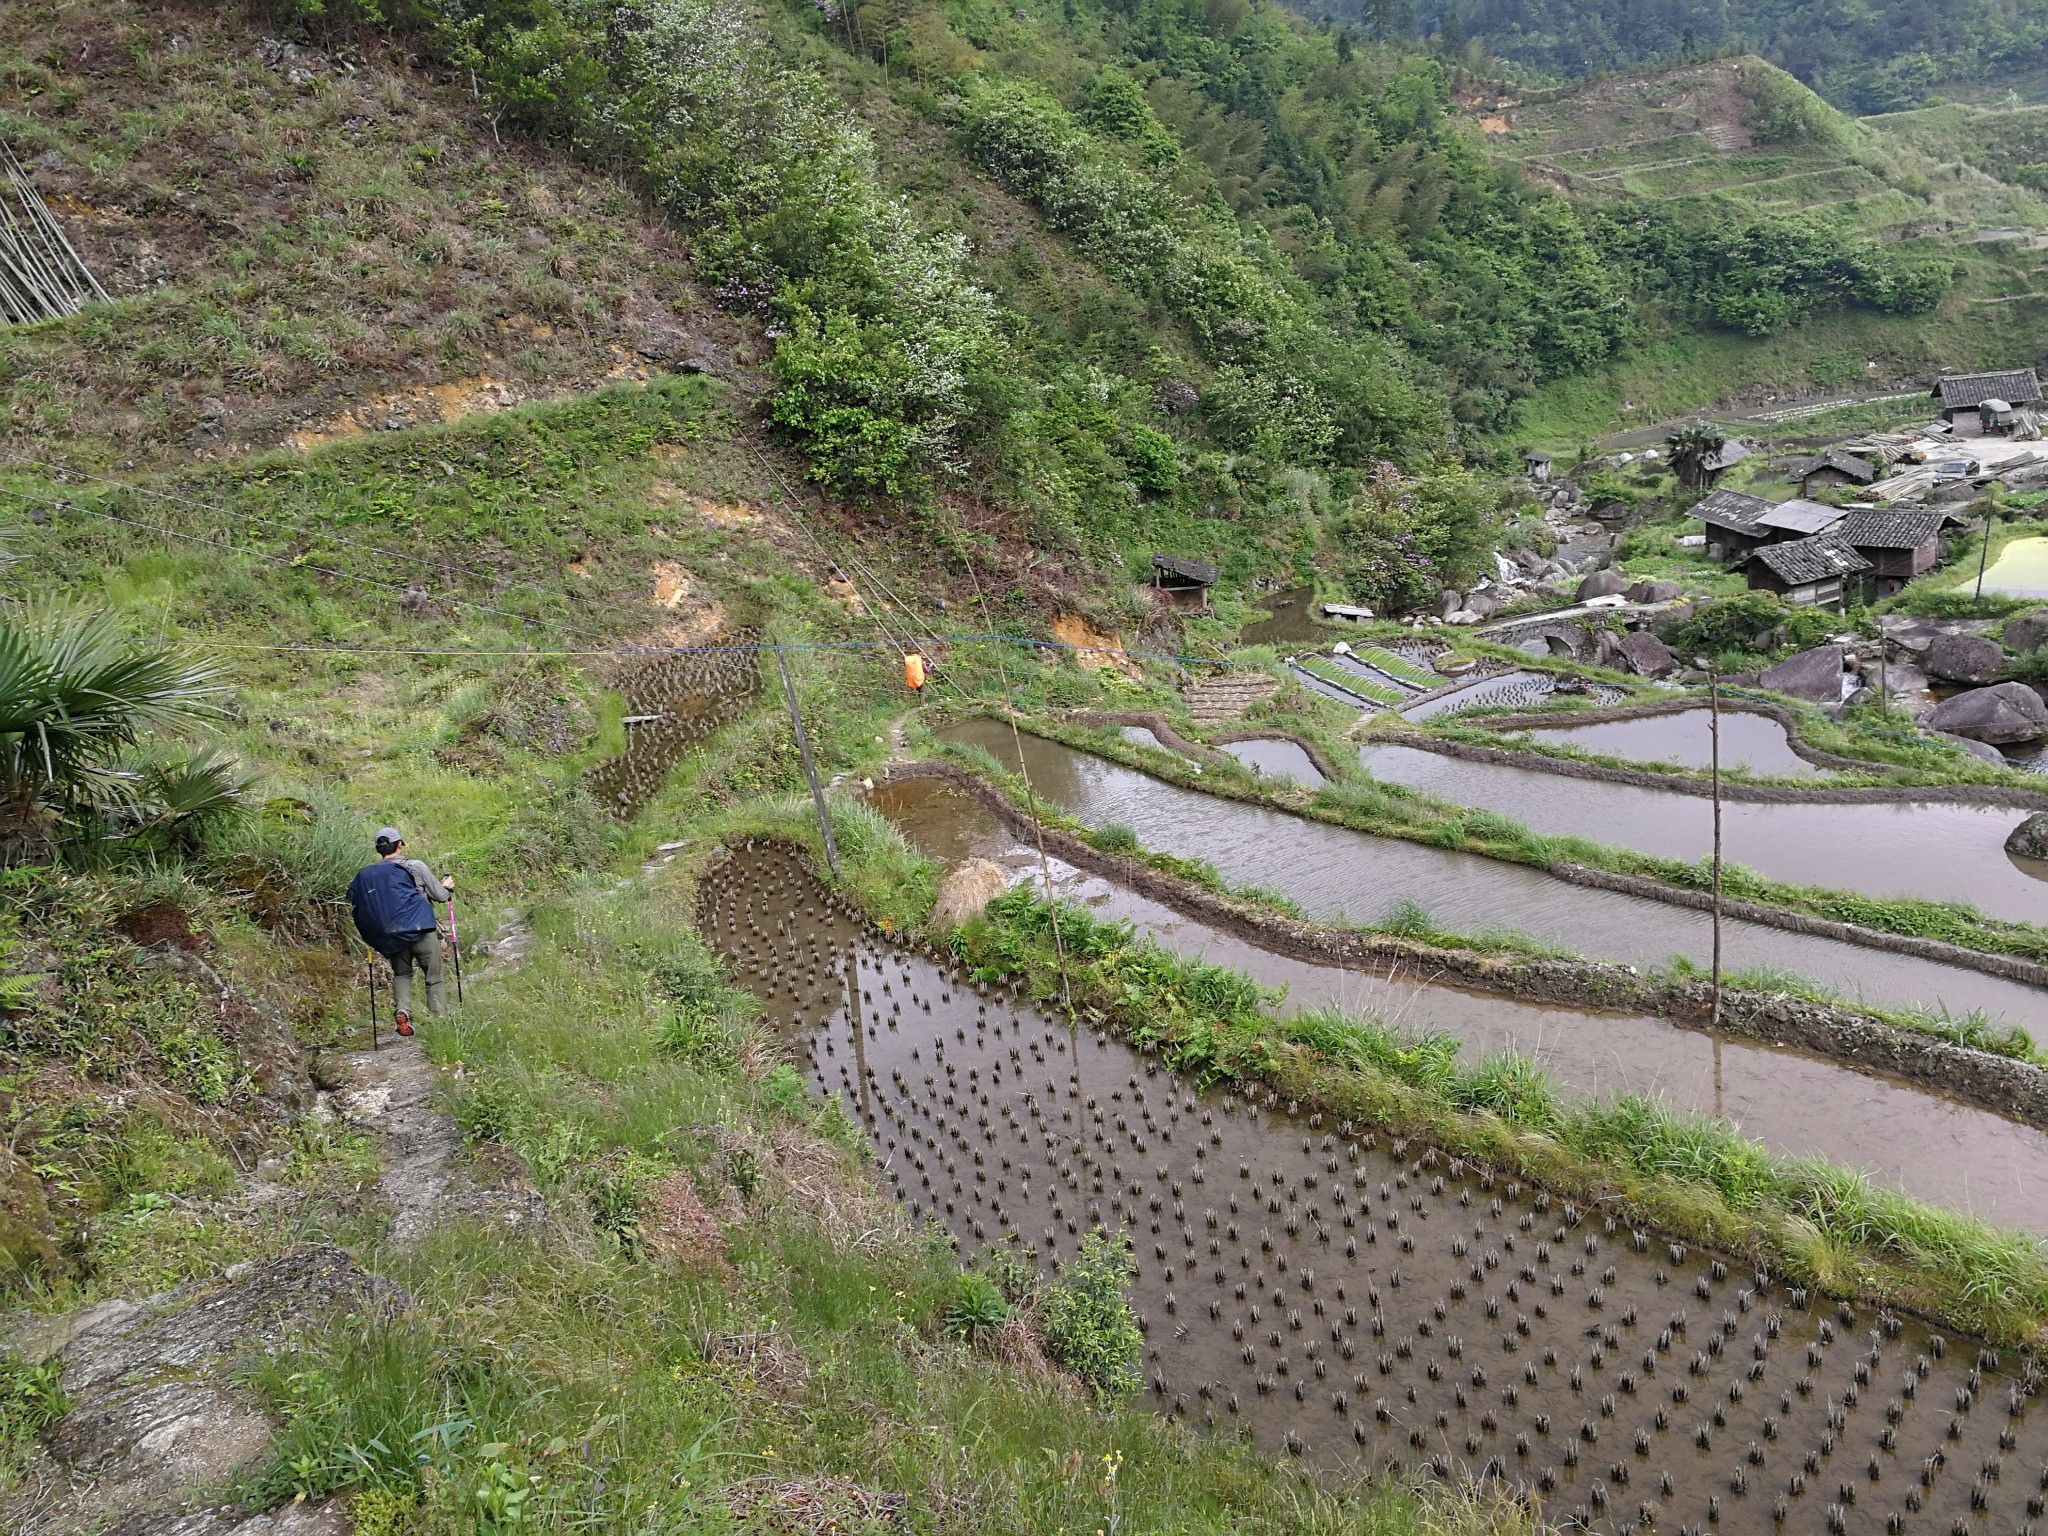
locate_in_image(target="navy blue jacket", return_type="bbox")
[347,860,439,958]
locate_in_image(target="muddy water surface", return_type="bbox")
[700,843,2048,1535]
[1242,587,1337,646]
[1220,738,1327,787]
[941,722,2048,1026]
[1518,711,1828,779]
[872,779,2048,1232]
[1357,744,2047,923]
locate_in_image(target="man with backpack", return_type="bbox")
[347,827,455,1036]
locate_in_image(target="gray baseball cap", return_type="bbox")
[374,827,404,847]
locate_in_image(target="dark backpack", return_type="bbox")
[347,861,438,959]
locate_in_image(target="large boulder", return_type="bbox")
[2003,608,2048,656]
[1925,631,2006,684]
[1435,589,1463,618]
[929,858,1009,930]
[1624,579,1681,604]
[1615,630,1678,677]
[1757,645,1845,704]
[1589,630,1624,669]
[1576,569,1629,602]
[2006,812,2048,861]
[1930,730,2007,763]
[1925,682,2048,744]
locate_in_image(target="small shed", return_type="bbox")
[1692,488,1774,563]
[1737,531,1870,608]
[1521,448,1553,482]
[1931,369,2045,424]
[1837,508,1964,596]
[1151,552,1219,612]
[1699,438,1753,486]
[1793,449,1878,496]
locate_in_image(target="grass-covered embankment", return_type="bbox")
[231,819,1526,1536]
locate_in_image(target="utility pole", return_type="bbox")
[1695,659,1724,1028]
[776,647,841,879]
[1976,502,1996,598]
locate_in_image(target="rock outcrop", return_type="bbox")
[1925,682,2048,744]
[1756,645,1844,704]
[1575,569,1628,602]
[1623,579,1681,604]
[1925,631,2006,685]
[0,1247,410,1536]
[2006,812,2048,861]
[1614,631,1677,677]
[2002,608,2048,656]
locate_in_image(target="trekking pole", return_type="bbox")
[365,946,380,1051]
[447,894,464,1003]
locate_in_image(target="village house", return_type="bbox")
[1736,530,1870,608]
[1150,552,1218,612]
[1836,508,1964,597]
[1691,488,1774,562]
[1521,448,1553,481]
[1698,438,1752,486]
[1790,448,1878,496]
[1930,369,2045,428]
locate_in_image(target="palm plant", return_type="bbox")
[0,603,227,863]
[1666,422,1728,490]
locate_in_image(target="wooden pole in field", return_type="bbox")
[1709,667,1724,1029]
[777,647,841,879]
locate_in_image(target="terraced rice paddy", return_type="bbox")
[1219,737,1327,786]
[584,644,759,816]
[942,721,2048,1026]
[1980,539,2048,602]
[699,842,2048,1535]
[1355,744,2048,923]
[868,777,2048,1231]
[1513,709,1831,778]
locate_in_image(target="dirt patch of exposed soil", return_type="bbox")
[1050,613,1139,678]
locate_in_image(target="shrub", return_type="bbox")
[943,1272,1011,1340]
[0,1351,64,1484]
[1038,1232,1142,1398]
[1087,821,1140,853]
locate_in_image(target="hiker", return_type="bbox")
[346,827,454,1036]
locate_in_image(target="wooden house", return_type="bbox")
[1699,438,1752,485]
[1792,449,1878,496]
[1737,531,1870,608]
[1931,369,2044,426]
[1692,489,1774,562]
[1151,552,1219,612]
[1837,508,1963,596]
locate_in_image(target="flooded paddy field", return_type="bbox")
[1514,710,1830,779]
[699,842,2048,1535]
[1354,745,2048,924]
[871,779,2048,1234]
[1219,737,1328,787]
[942,722,2048,1027]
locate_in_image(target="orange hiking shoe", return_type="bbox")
[394,1011,414,1037]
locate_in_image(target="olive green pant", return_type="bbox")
[389,931,447,1018]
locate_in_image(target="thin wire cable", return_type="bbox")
[1,450,593,629]
[965,557,1073,1019]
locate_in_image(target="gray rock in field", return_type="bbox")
[1615,630,1678,677]
[2006,812,2048,861]
[1464,590,1501,619]
[1930,729,2008,763]
[2002,608,2048,656]
[1576,569,1629,602]
[1925,631,2006,684]
[1757,644,1845,704]
[1436,589,1463,618]
[1925,682,2048,744]
[1623,579,1681,604]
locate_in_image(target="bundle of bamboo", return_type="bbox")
[0,146,106,326]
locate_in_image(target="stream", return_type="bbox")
[699,841,2047,1534]
[940,721,2048,1028]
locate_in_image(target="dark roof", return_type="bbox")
[1702,439,1753,472]
[1756,498,1848,535]
[1151,552,1219,585]
[1801,449,1878,483]
[1932,369,2045,409]
[1522,449,1552,462]
[1837,509,1955,550]
[1740,531,1872,585]
[1692,488,1772,533]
